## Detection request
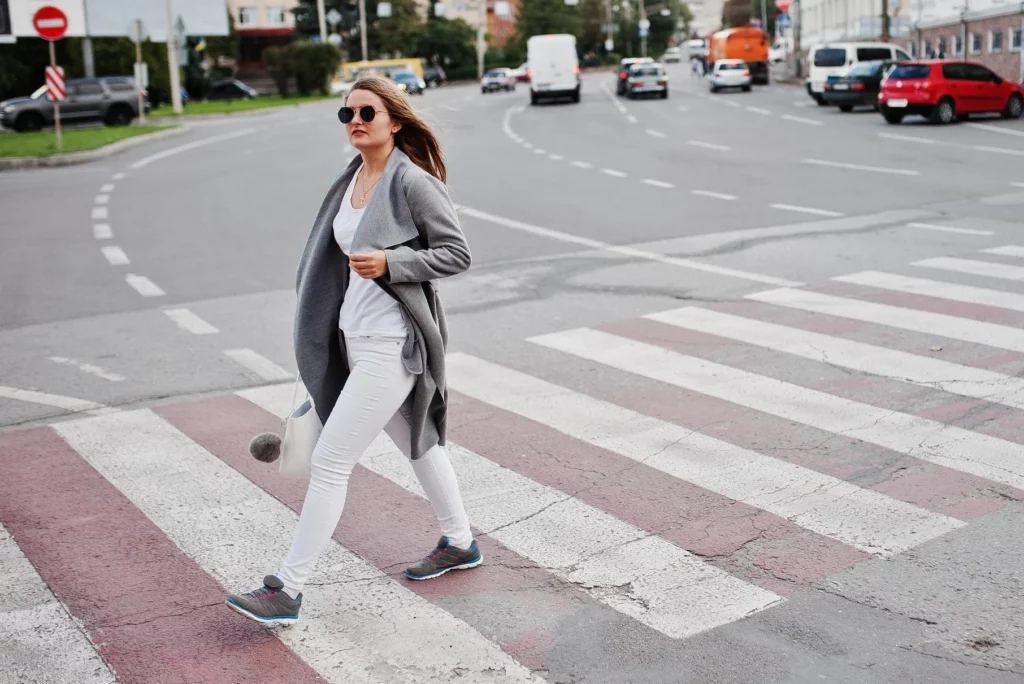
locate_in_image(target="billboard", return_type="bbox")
[6,0,228,39]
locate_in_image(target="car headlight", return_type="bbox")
[2,105,14,113]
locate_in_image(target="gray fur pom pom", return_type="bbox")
[249,432,282,463]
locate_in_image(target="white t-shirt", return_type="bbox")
[333,167,408,338]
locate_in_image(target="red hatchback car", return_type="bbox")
[878,60,1024,125]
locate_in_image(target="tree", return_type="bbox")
[578,0,606,56]
[514,0,582,46]
[369,0,424,57]
[722,0,752,28]
[414,17,475,74]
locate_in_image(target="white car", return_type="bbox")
[663,47,682,63]
[709,59,752,93]
[481,68,516,94]
[527,33,581,104]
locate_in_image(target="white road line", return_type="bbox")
[100,183,115,192]
[124,274,165,297]
[649,306,1024,412]
[452,352,961,556]
[802,158,919,176]
[913,256,1024,281]
[536,328,1024,493]
[0,386,110,415]
[748,287,1024,355]
[602,168,628,177]
[793,101,815,108]
[692,189,738,201]
[101,246,130,266]
[91,207,108,220]
[687,140,731,151]
[877,132,937,145]
[164,308,219,335]
[974,145,1024,156]
[223,348,292,381]
[522,142,534,149]
[534,148,546,154]
[94,194,109,205]
[983,245,1024,258]
[626,115,638,124]
[363,438,782,640]
[54,411,541,684]
[93,224,113,240]
[746,106,771,115]
[130,128,258,170]
[112,172,126,180]
[720,99,740,107]
[646,129,667,138]
[907,222,993,236]
[782,114,825,126]
[459,206,802,286]
[549,153,564,161]
[1012,182,1024,188]
[678,105,689,112]
[967,123,1024,138]
[570,160,592,169]
[643,179,674,188]
[0,524,119,684]
[834,271,1024,313]
[48,356,125,382]
[770,203,845,217]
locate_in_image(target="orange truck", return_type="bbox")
[708,27,770,85]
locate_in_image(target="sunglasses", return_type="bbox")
[338,105,386,124]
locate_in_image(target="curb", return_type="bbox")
[145,97,337,124]
[0,126,186,172]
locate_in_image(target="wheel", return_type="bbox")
[15,112,44,132]
[742,85,751,92]
[572,88,580,103]
[530,91,538,106]
[929,97,955,124]
[839,105,853,112]
[661,88,668,99]
[882,108,904,124]
[709,85,718,93]
[105,105,133,126]
[1003,94,1023,119]
[481,87,487,94]
[815,96,828,106]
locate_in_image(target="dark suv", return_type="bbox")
[0,76,148,133]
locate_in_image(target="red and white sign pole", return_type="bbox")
[33,6,69,151]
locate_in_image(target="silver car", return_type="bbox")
[709,59,752,93]
[481,68,516,94]
[625,63,669,100]
[0,76,147,132]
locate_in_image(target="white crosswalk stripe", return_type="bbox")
[834,271,1024,313]
[912,256,1024,282]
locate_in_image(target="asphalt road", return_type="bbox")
[2,65,1024,683]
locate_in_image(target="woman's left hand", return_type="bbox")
[349,250,389,279]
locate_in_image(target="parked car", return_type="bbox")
[392,71,426,95]
[481,68,516,93]
[206,79,258,101]
[515,62,531,82]
[663,47,682,63]
[822,60,892,111]
[423,65,446,88]
[0,76,147,132]
[878,60,1024,125]
[708,58,752,93]
[806,42,911,105]
[617,57,654,95]
[625,63,669,99]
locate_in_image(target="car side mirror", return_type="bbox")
[994,76,1004,84]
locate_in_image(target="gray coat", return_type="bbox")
[294,148,471,460]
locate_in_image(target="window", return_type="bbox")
[72,82,104,96]
[266,5,286,25]
[857,47,892,61]
[970,32,982,54]
[814,48,847,67]
[964,63,998,81]
[990,29,1003,53]
[238,6,259,26]
[953,34,963,56]
[937,37,947,56]
[891,64,931,79]
[846,62,882,77]
[923,39,932,56]
[941,63,968,79]
[1013,27,1023,52]
[107,82,135,92]
[910,41,918,57]
[895,48,911,60]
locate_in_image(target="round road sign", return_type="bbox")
[33,6,68,41]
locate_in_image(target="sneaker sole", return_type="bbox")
[404,554,483,581]
[225,598,299,625]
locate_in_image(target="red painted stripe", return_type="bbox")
[598,317,1024,519]
[447,393,868,596]
[157,394,598,670]
[0,426,325,684]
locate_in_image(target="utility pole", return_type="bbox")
[81,0,94,77]
[477,0,486,79]
[317,0,327,41]
[605,0,615,53]
[165,0,182,114]
[881,0,890,41]
[640,0,647,57]
[359,0,368,60]
[793,0,801,78]
[761,0,767,34]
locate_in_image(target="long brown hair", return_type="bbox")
[347,74,447,184]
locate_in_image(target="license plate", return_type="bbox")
[888,98,908,108]
[833,84,849,90]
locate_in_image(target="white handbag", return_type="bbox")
[279,376,323,479]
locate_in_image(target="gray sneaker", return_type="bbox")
[225,575,301,624]
[405,536,483,580]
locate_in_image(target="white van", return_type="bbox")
[806,42,911,104]
[527,34,580,105]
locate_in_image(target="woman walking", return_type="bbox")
[226,75,478,624]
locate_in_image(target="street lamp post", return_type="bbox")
[164,0,183,114]
[640,0,647,56]
[317,0,327,42]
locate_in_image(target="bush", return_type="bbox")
[288,41,341,96]
[264,45,292,97]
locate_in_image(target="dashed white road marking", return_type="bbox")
[95,194,109,205]
[224,348,293,381]
[602,168,628,177]
[783,114,825,126]
[643,179,674,188]
[164,308,220,335]
[571,161,592,169]
[646,129,666,138]
[0,386,112,415]
[803,158,919,176]
[112,172,126,180]
[746,106,771,115]
[522,142,534,149]
[125,274,165,297]
[908,222,994,236]
[878,132,937,145]
[549,154,564,161]
[982,245,1024,258]
[974,145,1024,157]
[93,224,113,240]
[534,148,546,154]
[770,203,845,217]
[49,356,126,382]
[687,140,731,151]
[692,190,738,201]
[100,183,115,192]
[91,207,108,220]
[1013,182,1024,188]
[719,99,740,108]
[967,123,1024,138]
[627,115,638,124]
[101,246,130,266]
[678,106,689,112]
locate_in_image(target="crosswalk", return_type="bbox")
[5,243,1024,682]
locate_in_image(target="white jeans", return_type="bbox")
[278,334,473,598]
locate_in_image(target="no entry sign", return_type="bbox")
[33,6,68,41]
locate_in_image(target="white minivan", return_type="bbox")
[527,34,581,105]
[806,42,911,104]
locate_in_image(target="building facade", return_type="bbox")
[907,6,1023,81]
[226,0,300,66]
